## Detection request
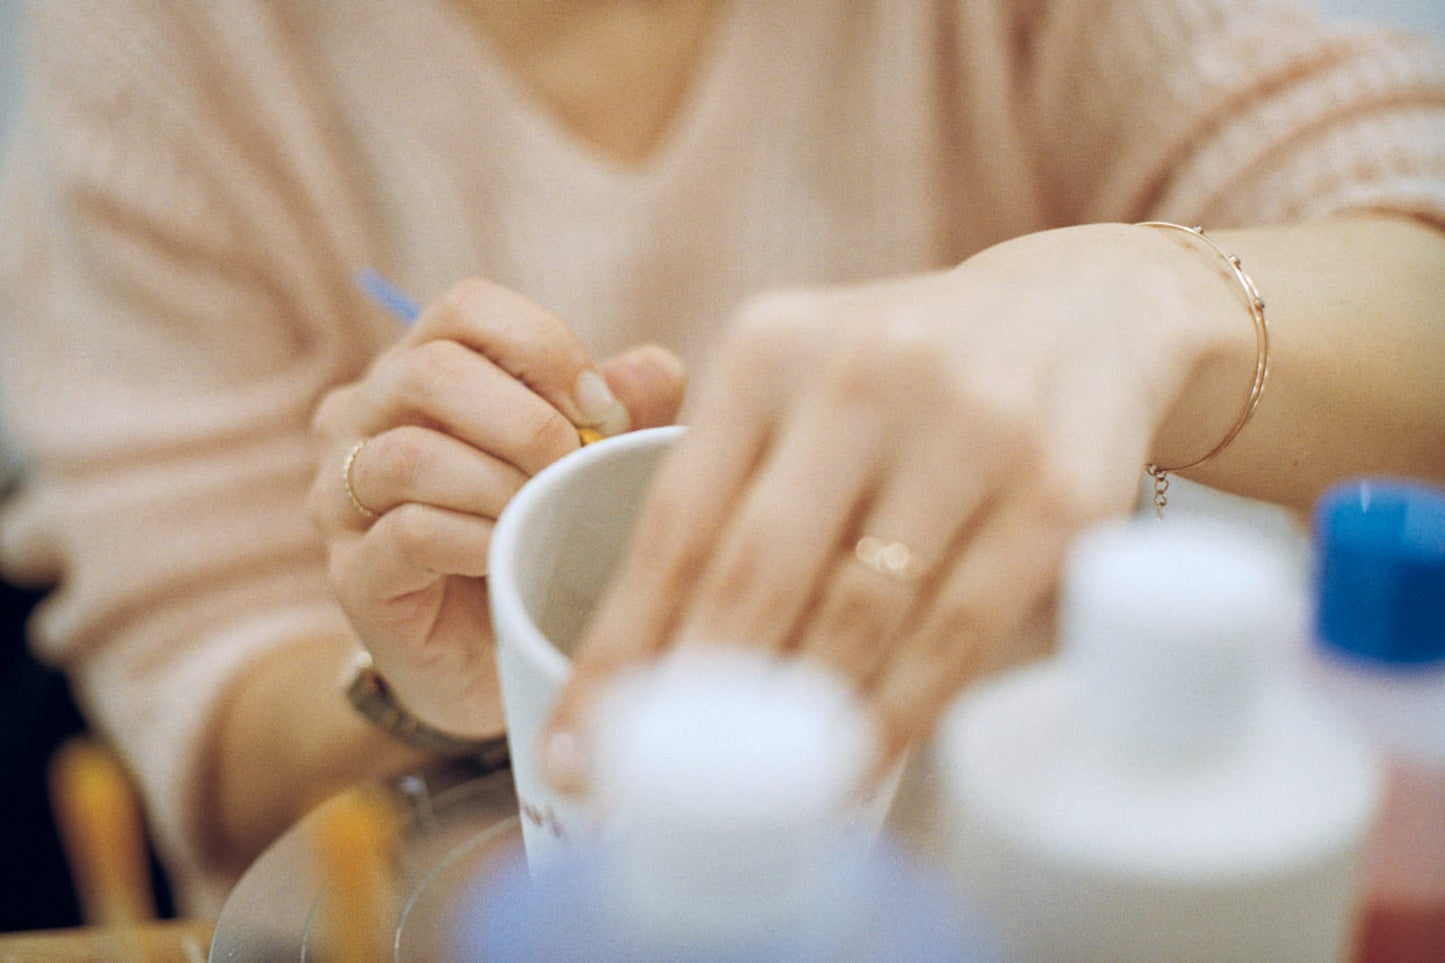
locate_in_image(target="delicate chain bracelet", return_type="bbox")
[1137,222,1270,518]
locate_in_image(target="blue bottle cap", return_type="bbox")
[1313,478,1445,666]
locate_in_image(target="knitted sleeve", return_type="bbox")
[0,0,389,913]
[1016,0,1445,228]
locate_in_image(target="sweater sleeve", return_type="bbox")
[1016,0,1445,228]
[0,0,391,914]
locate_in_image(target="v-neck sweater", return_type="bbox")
[1,0,1443,914]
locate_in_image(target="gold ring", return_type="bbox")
[854,536,923,583]
[343,440,379,520]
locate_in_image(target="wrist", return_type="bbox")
[344,650,511,761]
[1140,224,1268,476]
[211,634,433,871]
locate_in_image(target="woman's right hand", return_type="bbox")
[307,279,686,739]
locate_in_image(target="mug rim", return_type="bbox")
[488,424,688,682]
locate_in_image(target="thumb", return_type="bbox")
[599,344,687,431]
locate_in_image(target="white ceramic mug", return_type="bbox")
[487,425,901,869]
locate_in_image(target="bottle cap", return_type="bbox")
[1061,518,1297,758]
[1313,479,1445,667]
[591,648,876,943]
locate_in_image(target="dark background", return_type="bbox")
[0,579,174,932]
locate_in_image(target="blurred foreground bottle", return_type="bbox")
[454,649,994,962]
[937,518,1382,963]
[1308,479,1445,963]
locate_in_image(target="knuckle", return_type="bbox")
[807,305,958,415]
[716,290,836,397]
[433,278,499,323]
[374,428,429,498]
[870,308,934,366]
[411,339,473,387]
[516,405,578,463]
[384,504,439,566]
[825,322,938,406]
[429,278,559,350]
[727,291,818,357]
[734,289,811,330]
[388,341,469,413]
[310,385,353,435]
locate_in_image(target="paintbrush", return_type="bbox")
[356,269,606,446]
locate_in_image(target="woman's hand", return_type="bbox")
[308,279,685,739]
[544,223,1259,786]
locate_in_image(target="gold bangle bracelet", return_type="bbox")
[1137,222,1270,518]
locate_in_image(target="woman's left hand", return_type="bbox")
[544,223,1259,786]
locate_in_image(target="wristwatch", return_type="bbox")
[345,651,511,769]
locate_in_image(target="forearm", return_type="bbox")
[207,633,433,873]
[1156,214,1445,511]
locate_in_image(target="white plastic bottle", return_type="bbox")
[937,518,1383,963]
[1307,479,1445,963]
[454,649,994,961]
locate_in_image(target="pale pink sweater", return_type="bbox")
[2,0,1443,915]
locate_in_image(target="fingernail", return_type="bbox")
[573,370,630,437]
[541,727,588,793]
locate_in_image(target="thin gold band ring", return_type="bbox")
[854,536,924,583]
[343,440,379,520]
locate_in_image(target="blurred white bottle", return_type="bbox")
[937,518,1383,963]
[456,649,995,962]
[1307,479,1445,963]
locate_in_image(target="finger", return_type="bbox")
[598,344,687,430]
[539,424,767,794]
[357,339,584,476]
[329,525,502,737]
[330,504,497,623]
[672,313,1003,667]
[866,487,1080,767]
[792,450,990,687]
[341,426,528,524]
[309,440,371,535]
[311,381,362,439]
[540,378,781,793]
[666,384,890,656]
[541,302,825,792]
[553,307,808,681]
[789,362,1041,684]
[410,279,629,437]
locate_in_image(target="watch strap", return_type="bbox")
[345,652,511,768]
